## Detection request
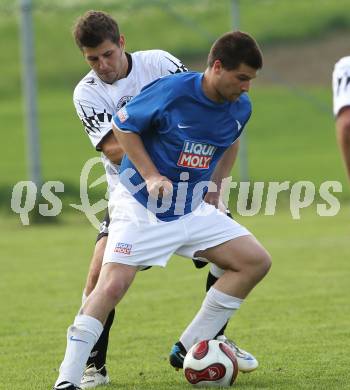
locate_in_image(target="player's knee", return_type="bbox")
[230,244,271,281]
[260,249,272,276]
[102,278,130,303]
[252,247,271,279]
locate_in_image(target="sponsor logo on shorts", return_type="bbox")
[114,242,132,255]
[116,106,129,123]
[177,140,216,169]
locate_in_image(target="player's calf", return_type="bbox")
[84,236,107,296]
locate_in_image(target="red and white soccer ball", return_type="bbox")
[183,339,239,387]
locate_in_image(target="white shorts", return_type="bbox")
[103,184,251,268]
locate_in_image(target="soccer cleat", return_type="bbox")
[169,342,187,370]
[215,335,259,373]
[80,365,110,389]
[53,382,81,390]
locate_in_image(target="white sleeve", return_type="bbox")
[333,56,350,117]
[156,50,188,76]
[73,84,113,151]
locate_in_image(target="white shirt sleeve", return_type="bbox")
[333,56,350,116]
[156,50,188,76]
[73,83,114,151]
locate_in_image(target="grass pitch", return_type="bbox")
[1,203,349,389]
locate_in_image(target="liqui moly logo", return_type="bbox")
[177,141,216,169]
[114,242,132,255]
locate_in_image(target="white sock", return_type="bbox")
[55,314,103,387]
[179,287,243,351]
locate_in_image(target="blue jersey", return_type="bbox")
[112,72,252,221]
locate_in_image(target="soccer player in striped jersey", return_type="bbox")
[333,57,350,182]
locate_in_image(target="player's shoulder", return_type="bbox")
[143,70,194,91]
[234,93,252,111]
[132,49,176,64]
[333,56,350,74]
[333,57,350,116]
[229,93,252,122]
[151,71,196,96]
[73,70,103,100]
[131,49,186,77]
[159,71,197,86]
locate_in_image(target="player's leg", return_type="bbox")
[204,209,233,337]
[171,235,270,372]
[84,239,106,297]
[170,205,271,372]
[206,264,226,336]
[183,234,270,337]
[84,210,110,297]
[54,262,138,389]
[204,262,256,371]
[201,209,254,342]
[80,212,114,389]
[54,182,184,389]
[204,207,258,370]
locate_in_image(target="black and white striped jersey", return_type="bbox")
[333,56,350,116]
[73,49,187,192]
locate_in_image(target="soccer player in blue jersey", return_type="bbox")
[54,31,271,390]
[71,11,256,389]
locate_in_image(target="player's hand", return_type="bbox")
[204,192,226,212]
[146,175,173,199]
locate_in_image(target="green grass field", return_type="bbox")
[1,205,349,389]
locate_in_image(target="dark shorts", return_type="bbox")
[96,209,110,243]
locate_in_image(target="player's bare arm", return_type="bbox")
[112,126,173,197]
[336,106,350,181]
[204,140,240,209]
[99,131,124,164]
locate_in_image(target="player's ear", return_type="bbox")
[213,60,223,74]
[119,35,125,51]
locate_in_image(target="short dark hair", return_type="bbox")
[208,31,263,70]
[73,10,120,50]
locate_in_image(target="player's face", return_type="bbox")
[82,37,127,84]
[213,62,257,102]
